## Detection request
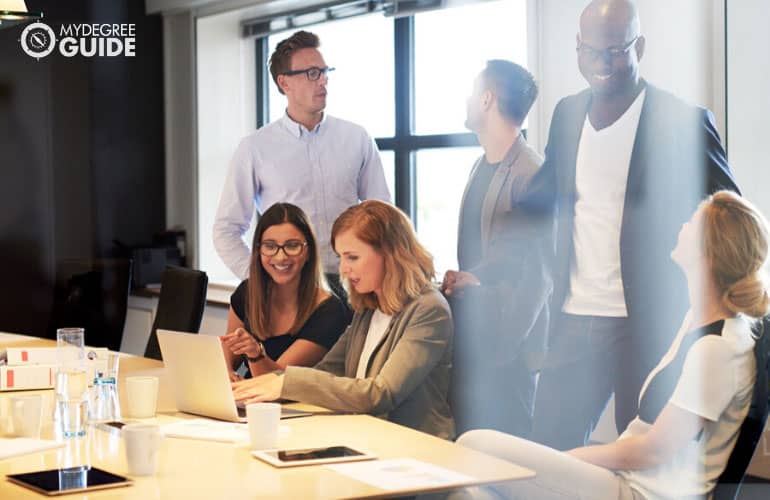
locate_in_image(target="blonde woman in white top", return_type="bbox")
[453,190,770,499]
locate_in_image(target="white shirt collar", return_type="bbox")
[280,111,327,138]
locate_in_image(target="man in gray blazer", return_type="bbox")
[442,60,553,437]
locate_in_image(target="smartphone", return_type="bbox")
[252,445,376,468]
[6,467,132,496]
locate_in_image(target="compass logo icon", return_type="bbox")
[20,22,56,60]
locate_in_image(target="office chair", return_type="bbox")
[48,258,133,351]
[713,316,770,500]
[144,266,208,360]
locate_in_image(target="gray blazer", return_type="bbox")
[457,133,543,275]
[281,287,455,440]
[454,134,552,366]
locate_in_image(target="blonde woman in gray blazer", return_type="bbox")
[233,200,455,439]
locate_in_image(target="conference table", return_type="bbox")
[0,333,534,498]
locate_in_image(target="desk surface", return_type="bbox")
[0,333,534,499]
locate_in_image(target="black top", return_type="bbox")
[230,280,352,362]
[459,158,499,270]
[638,319,724,425]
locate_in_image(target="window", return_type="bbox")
[198,0,528,283]
[412,1,527,274]
[267,15,395,138]
[415,1,528,135]
[415,147,481,274]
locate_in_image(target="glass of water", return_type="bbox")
[56,328,88,438]
[90,353,121,422]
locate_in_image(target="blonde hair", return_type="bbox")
[702,191,770,319]
[331,201,434,315]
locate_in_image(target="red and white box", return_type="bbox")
[1,347,110,391]
[0,364,56,391]
[5,347,59,365]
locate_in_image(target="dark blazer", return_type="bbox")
[449,136,554,434]
[528,82,739,367]
[455,135,553,366]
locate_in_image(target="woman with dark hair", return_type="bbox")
[221,203,351,379]
[232,200,455,439]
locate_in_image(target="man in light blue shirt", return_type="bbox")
[213,31,391,290]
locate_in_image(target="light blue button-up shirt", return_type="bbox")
[213,113,391,278]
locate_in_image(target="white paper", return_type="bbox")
[159,418,250,443]
[0,438,65,460]
[326,458,474,491]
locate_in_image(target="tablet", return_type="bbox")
[252,445,376,468]
[6,466,132,496]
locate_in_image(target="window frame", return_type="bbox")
[254,16,480,228]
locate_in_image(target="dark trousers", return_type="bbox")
[448,292,537,438]
[531,313,645,450]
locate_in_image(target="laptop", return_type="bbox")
[156,329,311,422]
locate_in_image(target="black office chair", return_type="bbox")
[144,266,208,360]
[713,317,770,500]
[48,258,133,351]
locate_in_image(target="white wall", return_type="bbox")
[727,0,770,220]
[196,9,256,284]
[164,11,199,268]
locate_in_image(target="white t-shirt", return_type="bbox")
[618,311,756,499]
[563,89,646,317]
[356,309,393,379]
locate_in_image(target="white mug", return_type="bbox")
[123,423,163,476]
[124,376,159,418]
[10,394,43,438]
[247,403,281,450]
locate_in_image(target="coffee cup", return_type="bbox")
[124,376,159,418]
[123,423,163,476]
[247,403,281,450]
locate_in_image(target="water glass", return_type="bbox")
[10,394,43,438]
[58,467,88,490]
[90,353,121,422]
[56,328,89,438]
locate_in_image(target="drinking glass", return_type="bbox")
[56,328,89,437]
[90,353,121,422]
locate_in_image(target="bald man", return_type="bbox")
[529,0,739,450]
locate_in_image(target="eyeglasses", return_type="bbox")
[576,36,639,61]
[259,239,308,257]
[282,66,335,81]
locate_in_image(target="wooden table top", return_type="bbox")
[0,332,534,499]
